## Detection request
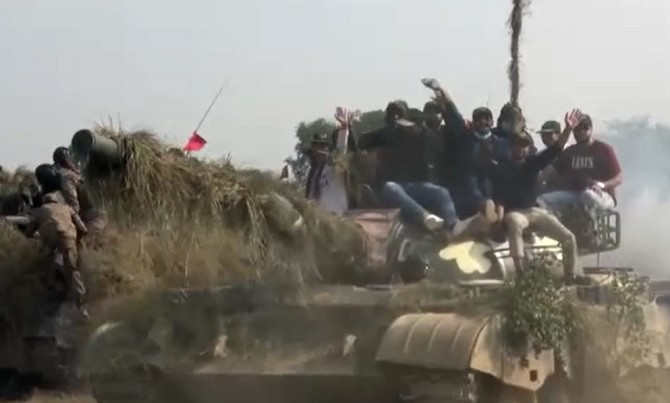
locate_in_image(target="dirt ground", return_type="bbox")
[3,392,94,403]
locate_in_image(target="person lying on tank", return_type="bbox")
[421,79,499,235]
[538,114,623,214]
[487,110,582,279]
[357,100,475,239]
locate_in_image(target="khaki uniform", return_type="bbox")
[26,192,87,308]
[504,207,577,277]
[58,167,82,213]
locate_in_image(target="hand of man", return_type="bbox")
[564,108,583,130]
[586,178,606,192]
[421,78,443,92]
[334,107,361,128]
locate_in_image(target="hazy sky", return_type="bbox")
[1,0,669,171]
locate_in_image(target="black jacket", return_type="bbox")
[441,101,508,203]
[489,144,562,211]
[358,120,442,187]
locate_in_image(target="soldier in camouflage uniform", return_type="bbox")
[25,169,89,317]
[52,147,83,213]
[52,145,108,236]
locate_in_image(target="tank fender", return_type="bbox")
[375,313,555,392]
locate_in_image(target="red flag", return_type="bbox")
[183,132,207,152]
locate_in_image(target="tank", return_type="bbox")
[0,130,647,402]
[81,267,670,403]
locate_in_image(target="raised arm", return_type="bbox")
[71,209,88,235]
[526,109,582,173]
[421,78,468,136]
[332,107,361,153]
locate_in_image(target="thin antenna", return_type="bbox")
[193,80,228,134]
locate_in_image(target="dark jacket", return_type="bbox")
[357,119,441,187]
[305,160,327,200]
[441,101,508,207]
[489,144,562,211]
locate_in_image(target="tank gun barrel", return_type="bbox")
[2,215,31,226]
[70,130,123,170]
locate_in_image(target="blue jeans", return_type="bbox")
[380,182,459,228]
[538,189,615,212]
[449,184,487,220]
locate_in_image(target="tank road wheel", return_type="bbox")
[90,365,194,403]
[495,384,537,403]
[536,373,571,403]
[389,369,508,403]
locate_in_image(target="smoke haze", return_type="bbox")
[578,118,670,277]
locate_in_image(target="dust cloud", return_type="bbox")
[583,117,670,277]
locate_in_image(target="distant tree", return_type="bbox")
[285,107,423,185]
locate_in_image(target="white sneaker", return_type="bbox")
[423,214,444,231]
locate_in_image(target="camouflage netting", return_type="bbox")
[0,127,369,336]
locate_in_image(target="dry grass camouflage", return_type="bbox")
[0,126,368,334]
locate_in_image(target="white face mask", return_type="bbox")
[474,130,491,140]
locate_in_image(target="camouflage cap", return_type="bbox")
[310,132,331,145]
[537,120,561,134]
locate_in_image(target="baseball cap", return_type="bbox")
[537,120,561,135]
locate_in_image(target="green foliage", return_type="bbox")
[607,271,648,336]
[603,270,651,374]
[501,266,652,379]
[501,268,572,359]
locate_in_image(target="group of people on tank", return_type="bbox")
[303,78,623,280]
